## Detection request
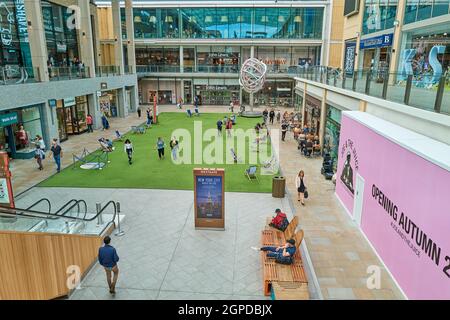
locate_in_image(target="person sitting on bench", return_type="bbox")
[99,138,113,152]
[269,209,289,231]
[253,239,296,265]
[304,138,313,157]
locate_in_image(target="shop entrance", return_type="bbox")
[158,90,173,104]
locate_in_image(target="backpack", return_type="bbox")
[270,212,288,231]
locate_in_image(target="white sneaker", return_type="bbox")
[250,246,260,251]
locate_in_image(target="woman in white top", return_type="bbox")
[295,170,307,205]
[124,139,133,165]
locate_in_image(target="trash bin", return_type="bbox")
[272,176,286,198]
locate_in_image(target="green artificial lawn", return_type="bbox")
[39,113,278,193]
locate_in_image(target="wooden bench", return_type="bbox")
[262,215,298,247]
[261,229,308,296]
[271,281,310,300]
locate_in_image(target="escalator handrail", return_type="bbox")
[58,200,88,219]
[0,200,116,224]
[26,198,51,214]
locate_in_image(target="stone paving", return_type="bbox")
[16,187,296,300]
[268,111,405,300]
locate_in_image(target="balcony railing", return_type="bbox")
[290,66,450,115]
[0,66,40,85]
[136,64,299,74]
[96,65,121,77]
[48,66,90,81]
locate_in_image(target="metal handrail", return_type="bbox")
[26,198,52,214]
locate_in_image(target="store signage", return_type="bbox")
[193,168,225,230]
[205,85,228,91]
[209,53,236,59]
[64,97,76,107]
[344,42,357,76]
[336,113,450,299]
[0,112,18,126]
[14,0,28,43]
[359,33,393,50]
[57,43,67,53]
[0,1,15,46]
[260,58,287,65]
[48,99,57,108]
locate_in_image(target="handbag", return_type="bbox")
[304,189,309,199]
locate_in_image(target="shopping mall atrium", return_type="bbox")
[0,0,448,302]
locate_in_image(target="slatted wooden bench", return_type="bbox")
[271,281,310,300]
[261,229,308,296]
[262,216,298,247]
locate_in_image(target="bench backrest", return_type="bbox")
[284,215,298,240]
[294,229,304,251]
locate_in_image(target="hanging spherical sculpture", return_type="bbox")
[239,58,267,94]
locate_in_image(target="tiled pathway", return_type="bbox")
[268,111,405,299]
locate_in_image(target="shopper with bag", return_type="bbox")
[295,170,307,206]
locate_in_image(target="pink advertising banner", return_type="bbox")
[336,113,450,299]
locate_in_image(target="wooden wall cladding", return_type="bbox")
[0,231,102,300]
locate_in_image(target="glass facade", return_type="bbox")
[404,0,450,24]
[0,0,32,68]
[136,45,321,72]
[362,0,398,35]
[125,7,324,39]
[41,1,80,67]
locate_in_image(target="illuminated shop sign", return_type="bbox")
[360,33,393,49]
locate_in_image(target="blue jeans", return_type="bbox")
[54,154,61,172]
[261,246,281,259]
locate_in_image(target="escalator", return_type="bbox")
[0,198,119,236]
[0,198,121,300]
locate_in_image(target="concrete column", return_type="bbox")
[92,3,102,67]
[78,0,96,77]
[180,80,185,101]
[389,0,406,83]
[112,0,125,74]
[88,93,102,130]
[301,82,307,127]
[125,0,136,73]
[130,85,139,112]
[116,87,128,118]
[24,0,49,82]
[180,46,184,73]
[319,90,328,153]
[40,103,58,147]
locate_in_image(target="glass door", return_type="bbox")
[56,106,68,141]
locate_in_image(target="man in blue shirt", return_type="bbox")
[259,239,296,264]
[98,236,120,294]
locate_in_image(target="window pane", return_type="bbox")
[432,0,450,17]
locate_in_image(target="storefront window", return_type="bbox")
[0,0,32,69]
[243,80,294,107]
[404,0,449,24]
[325,105,342,166]
[41,1,80,67]
[362,0,398,35]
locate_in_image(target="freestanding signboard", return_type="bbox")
[0,152,14,208]
[193,168,225,230]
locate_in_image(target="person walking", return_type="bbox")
[295,170,307,205]
[276,111,281,124]
[216,119,223,136]
[101,112,109,130]
[34,145,45,170]
[269,109,275,125]
[156,137,165,160]
[229,101,234,113]
[226,118,233,137]
[170,136,179,161]
[281,120,288,142]
[86,114,94,133]
[36,135,46,152]
[124,139,133,165]
[50,139,62,173]
[146,108,152,128]
[262,109,269,124]
[98,236,120,295]
[137,106,142,118]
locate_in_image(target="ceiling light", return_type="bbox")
[294,15,302,23]
[278,16,285,23]
[205,16,212,23]
[221,16,228,23]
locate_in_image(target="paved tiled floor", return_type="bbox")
[16,187,296,300]
[268,110,405,300]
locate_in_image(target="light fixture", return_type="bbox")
[149,16,156,24]
[205,16,212,23]
[393,19,399,27]
[165,16,173,23]
[356,31,361,37]
[220,16,228,23]
[261,16,268,23]
[278,16,285,23]
[189,16,197,23]
[134,15,142,23]
[294,15,302,23]
[237,16,244,22]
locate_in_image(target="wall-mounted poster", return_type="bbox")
[193,168,225,230]
[0,151,14,208]
[344,41,357,76]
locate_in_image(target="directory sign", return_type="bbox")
[193,168,225,230]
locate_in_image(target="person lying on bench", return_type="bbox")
[253,239,296,265]
[269,209,288,231]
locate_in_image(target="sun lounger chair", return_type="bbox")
[245,165,259,182]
